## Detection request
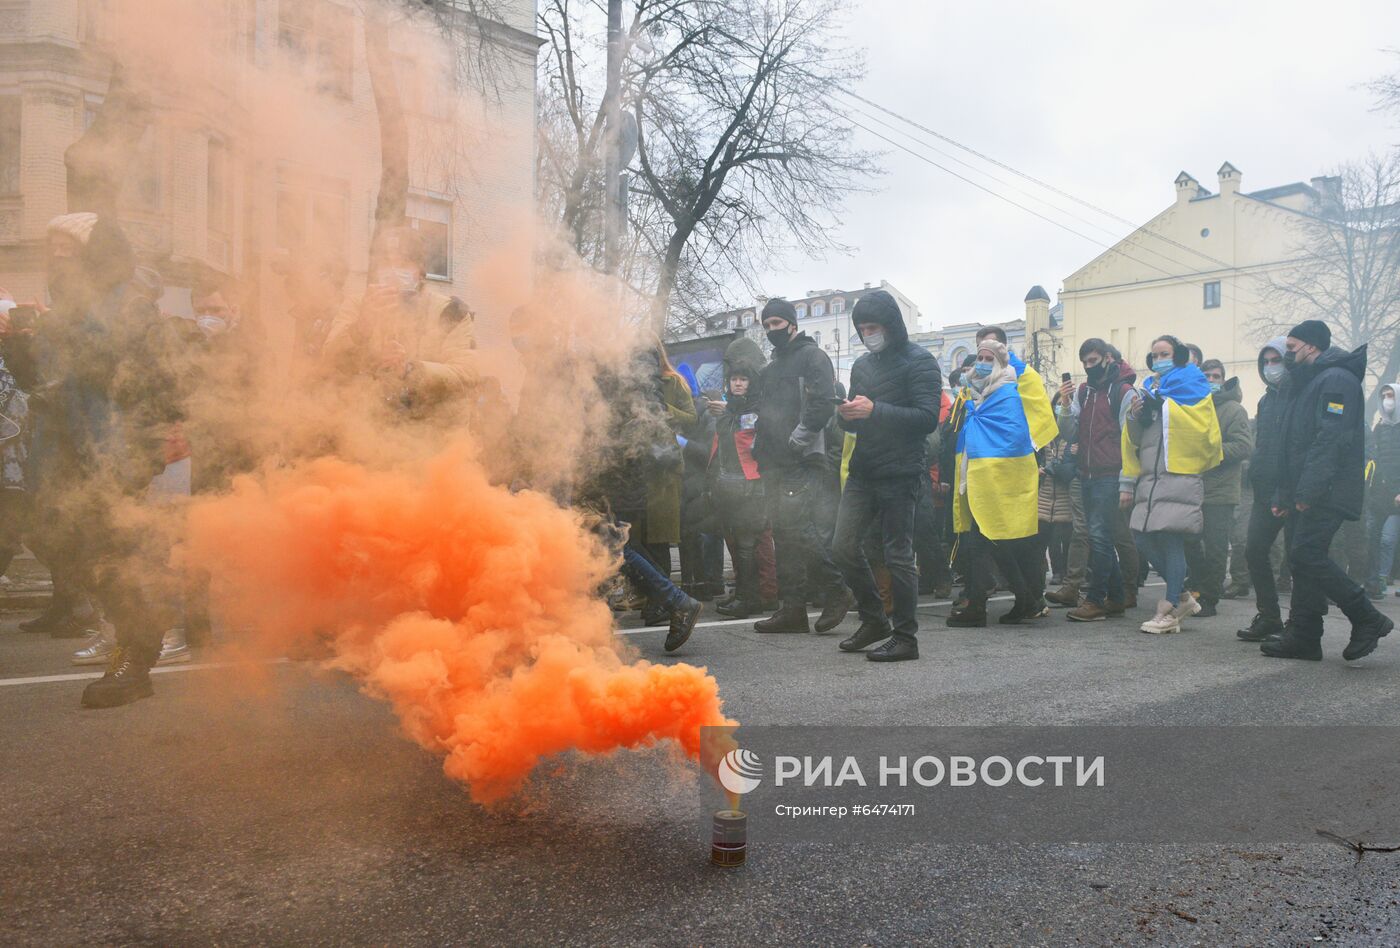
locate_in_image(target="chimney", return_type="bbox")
[1024,285,1051,336]
[1175,171,1200,207]
[1217,161,1241,198]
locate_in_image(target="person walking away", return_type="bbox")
[1123,336,1222,634]
[1262,321,1392,661]
[1183,359,1253,617]
[752,299,852,634]
[945,339,1057,628]
[1237,338,1293,643]
[1056,339,1139,620]
[1365,381,1400,598]
[830,290,941,660]
[708,337,767,619]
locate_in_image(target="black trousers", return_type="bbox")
[833,474,920,643]
[987,530,1047,607]
[913,473,951,591]
[766,465,842,606]
[1286,506,1382,639]
[1245,501,1292,620]
[1185,503,1235,606]
[714,477,766,607]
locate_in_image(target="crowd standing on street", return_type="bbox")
[1,214,1394,709]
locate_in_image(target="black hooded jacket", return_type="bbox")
[1277,344,1368,519]
[1248,336,1289,498]
[838,290,942,480]
[753,330,836,474]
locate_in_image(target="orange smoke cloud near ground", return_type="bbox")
[185,445,734,805]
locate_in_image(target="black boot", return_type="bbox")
[81,649,155,709]
[1237,613,1283,642]
[715,598,757,619]
[1260,629,1323,661]
[665,597,703,652]
[838,619,892,652]
[867,637,918,662]
[1195,599,1218,618]
[814,588,855,634]
[1343,612,1394,661]
[947,603,987,628]
[754,604,809,634]
[997,598,1028,625]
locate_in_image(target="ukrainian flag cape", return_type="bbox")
[954,377,1053,541]
[1121,364,1223,477]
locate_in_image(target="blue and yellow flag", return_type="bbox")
[953,382,1040,541]
[1122,364,1223,477]
[1017,365,1059,450]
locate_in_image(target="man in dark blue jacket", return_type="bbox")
[831,290,942,661]
[1263,320,1393,661]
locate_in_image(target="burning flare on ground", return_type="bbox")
[186,444,734,805]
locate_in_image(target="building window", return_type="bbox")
[0,98,19,196]
[812,301,826,318]
[795,303,807,318]
[832,296,845,314]
[408,194,452,281]
[813,330,822,347]
[1203,281,1221,309]
[279,0,353,98]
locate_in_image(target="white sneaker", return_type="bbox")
[1139,602,1180,635]
[71,622,117,666]
[156,627,192,666]
[1175,594,1202,620]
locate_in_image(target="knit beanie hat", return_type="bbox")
[761,298,798,326]
[977,338,1009,367]
[1287,319,1331,351]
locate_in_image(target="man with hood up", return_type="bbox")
[1237,337,1293,643]
[831,289,941,661]
[753,298,852,635]
[1364,380,1400,597]
[1184,359,1254,617]
[1262,320,1393,661]
[707,336,768,618]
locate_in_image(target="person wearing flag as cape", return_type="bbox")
[951,338,1059,625]
[1121,335,1222,634]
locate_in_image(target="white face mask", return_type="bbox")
[1385,396,1396,414]
[196,314,229,338]
[1262,363,1286,385]
[862,329,886,353]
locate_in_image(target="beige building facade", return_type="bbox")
[1057,163,1329,406]
[0,0,539,353]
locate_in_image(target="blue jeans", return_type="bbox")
[1134,531,1187,603]
[622,546,687,611]
[1082,476,1125,605]
[1368,512,1400,588]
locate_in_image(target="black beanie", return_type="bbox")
[1287,319,1331,351]
[761,298,797,325]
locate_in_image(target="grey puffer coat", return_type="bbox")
[1124,410,1203,534]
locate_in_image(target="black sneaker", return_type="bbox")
[867,637,918,662]
[838,619,892,652]
[81,649,155,708]
[1195,601,1218,618]
[715,598,757,619]
[814,589,855,634]
[1343,613,1394,661]
[1260,630,1323,661]
[997,600,1028,625]
[946,605,987,628]
[754,605,809,634]
[1237,613,1283,642]
[664,597,703,652]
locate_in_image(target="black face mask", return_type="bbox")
[1283,349,1299,369]
[1085,362,1109,385]
[766,326,792,350]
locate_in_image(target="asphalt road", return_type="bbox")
[4,588,1400,946]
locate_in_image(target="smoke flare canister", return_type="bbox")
[711,809,747,867]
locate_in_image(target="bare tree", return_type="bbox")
[1257,153,1400,391]
[537,0,879,332]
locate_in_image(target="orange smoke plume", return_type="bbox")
[186,444,735,805]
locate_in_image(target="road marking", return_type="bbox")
[615,595,994,635]
[0,658,289,688]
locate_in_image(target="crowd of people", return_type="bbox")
[0,211,1394,712]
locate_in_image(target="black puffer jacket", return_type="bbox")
[838,290,942,480]
[753,331,835,474]
[1277,344,1368,519]
[1249,336,1288,498]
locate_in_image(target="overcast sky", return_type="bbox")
[762,0,1400,332]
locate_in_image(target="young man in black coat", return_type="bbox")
[752,299,853,634]
[831,290,942,661]
[1263,320,1393,661]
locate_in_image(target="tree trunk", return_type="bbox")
[63,62,150,218]
[364,9,409,269]
[651,227,689,334]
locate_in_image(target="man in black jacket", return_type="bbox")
[752,298,852,634]
[1263,320,1393,661]
[1237,337,1291,643]
[831,290,942,661]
